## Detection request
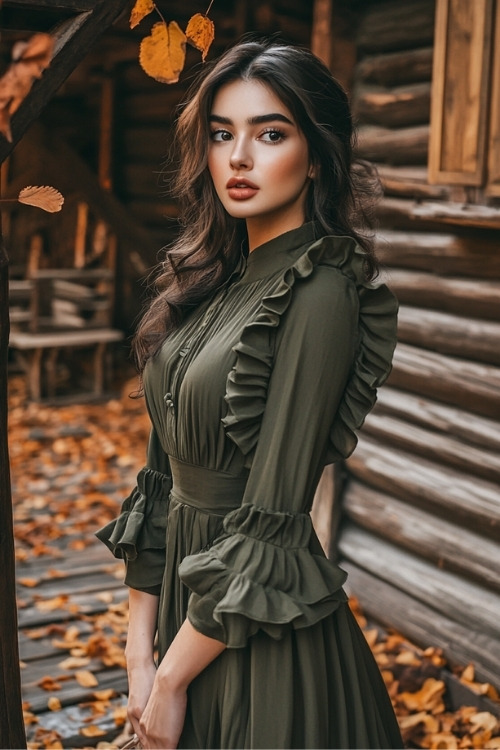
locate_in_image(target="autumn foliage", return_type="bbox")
[130,0,215,83]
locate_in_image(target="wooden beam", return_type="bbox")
[3,0,97,8]
[356,124,429,165]
[356,47,434,87]
[311,0,333,67]
[0,0,130,163]
[0,231,26,748]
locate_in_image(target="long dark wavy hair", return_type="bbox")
[132,38,379,373]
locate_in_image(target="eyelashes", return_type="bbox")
[209,128,288,144]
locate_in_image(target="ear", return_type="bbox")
[308,162,317,179]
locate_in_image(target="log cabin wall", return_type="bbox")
[335,0,500,686]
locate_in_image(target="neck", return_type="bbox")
[246,210,306,252]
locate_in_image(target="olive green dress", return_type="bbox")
[97,222,402,749]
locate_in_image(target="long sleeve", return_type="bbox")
[96,427,172,595]
[178,237,398,647]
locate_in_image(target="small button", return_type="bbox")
[163,392,172,403]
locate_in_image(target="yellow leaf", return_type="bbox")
[139,21,186,84]
[18,186,64,213]
[469,712,499,735]
[129,0,155,29]
[19,577,39,587]
[186,13,215,62]
[58,656,90,670]
[47,697,62,711]
[398,678,446,713]
[75,670,98,688]
[93,689,115,701]
[80,725,107,737]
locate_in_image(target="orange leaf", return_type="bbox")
[18,185,64,213]
[398,678,446,713]
[93,689,116,701]
[58,656,90,670]
[139,21,186,84]
[129,0,155,29]
[80,725,106,737]
[75,670,98,688]
[186,13,215,62]
[37,675,62,691]
[47,697,62,711]
[19,577,39,587]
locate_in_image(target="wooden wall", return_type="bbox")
[336,0,500,686]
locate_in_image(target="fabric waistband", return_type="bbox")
[169,456,247,515]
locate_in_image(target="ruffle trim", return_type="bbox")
[95,466,171,561]
[178,504,348,648]
[221,234,398,467]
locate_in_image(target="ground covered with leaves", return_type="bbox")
[8,374,500,749]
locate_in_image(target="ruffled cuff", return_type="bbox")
[96,466,172,561]
[178,504,347,648]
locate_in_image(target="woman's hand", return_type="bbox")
[138,676,187,749]
[127,660,157,740]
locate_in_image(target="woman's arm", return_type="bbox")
[125,589,159,739]
[138,619,226,749]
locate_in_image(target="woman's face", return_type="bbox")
[207,78,313,242]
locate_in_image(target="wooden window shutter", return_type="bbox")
[428,0,494,185]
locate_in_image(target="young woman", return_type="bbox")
[97,39,402,749]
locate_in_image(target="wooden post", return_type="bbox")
[0,226,27,748]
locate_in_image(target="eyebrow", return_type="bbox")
[209,113,294,126]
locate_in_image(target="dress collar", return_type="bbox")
[238,222,321,283]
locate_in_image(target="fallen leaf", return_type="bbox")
[139,21,186,84]
[47,697,61,711]
[37,676,62,691]
[75,670,98,687]
[19,577,39,587]
[18,186,64,213]
[398,678,446,713]
[58,656,90,670]
[93,689,116,700]
[186,13,215,61]
[469,712,498,735]
[80,725,107,737]
[35,595,69,612]
[113,705,128,726]
[129,0,155,29]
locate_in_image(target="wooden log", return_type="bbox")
[121,92,175,123]
[339,523,500,638]
[342,563,500,687]
[356,46,434,86]
[356,124,429,164]
[362,411,500,484]
[356,0,436,53]
[382,268,500,319]
[376,164,449,199]
[353,82,431,128]
[347,438,500,543]
[123,127,171,162]
[377,196,454,231]
[389,343,500,418]
[411,200,500,230]
[375,229,500,278]
[342,478,500,593]
[375,387,500,452]
[397,305,500,365]
[0,233,27,747]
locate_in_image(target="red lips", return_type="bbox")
[226,177,259,200]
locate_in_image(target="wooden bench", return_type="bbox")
[9,328,124,401]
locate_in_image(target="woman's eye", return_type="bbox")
[210,129,232,142]
[260,129,286,143]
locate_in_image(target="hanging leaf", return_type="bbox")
[129,0,155,29]
[186,13,215,62]
[139,21,187,84]
[18,186,64,213]
[0,33,53,142]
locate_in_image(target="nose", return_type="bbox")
[229,136,252,170]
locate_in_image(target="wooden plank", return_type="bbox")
[23,667,127,715]
[338,523,500,638]
[9,328,123,349]
[356,124,429,164]
[342,563,500,686]
[353,82,431,128]
[356,47,434,86]
[342,479,500,592]
[363,411,500,484]
[428,0,494,185]
[390,343,500,418]
[17,587,128,629]
[347,439,500,547]
[375,387,500,452]
[311,0,333,67]
[382,268,500,320]
[375,229,500,278]
[410,200,500,229]
[397,305,500,365]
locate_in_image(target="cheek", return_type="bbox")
[267,147,309,184]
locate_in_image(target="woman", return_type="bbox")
[97,38,402,749]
